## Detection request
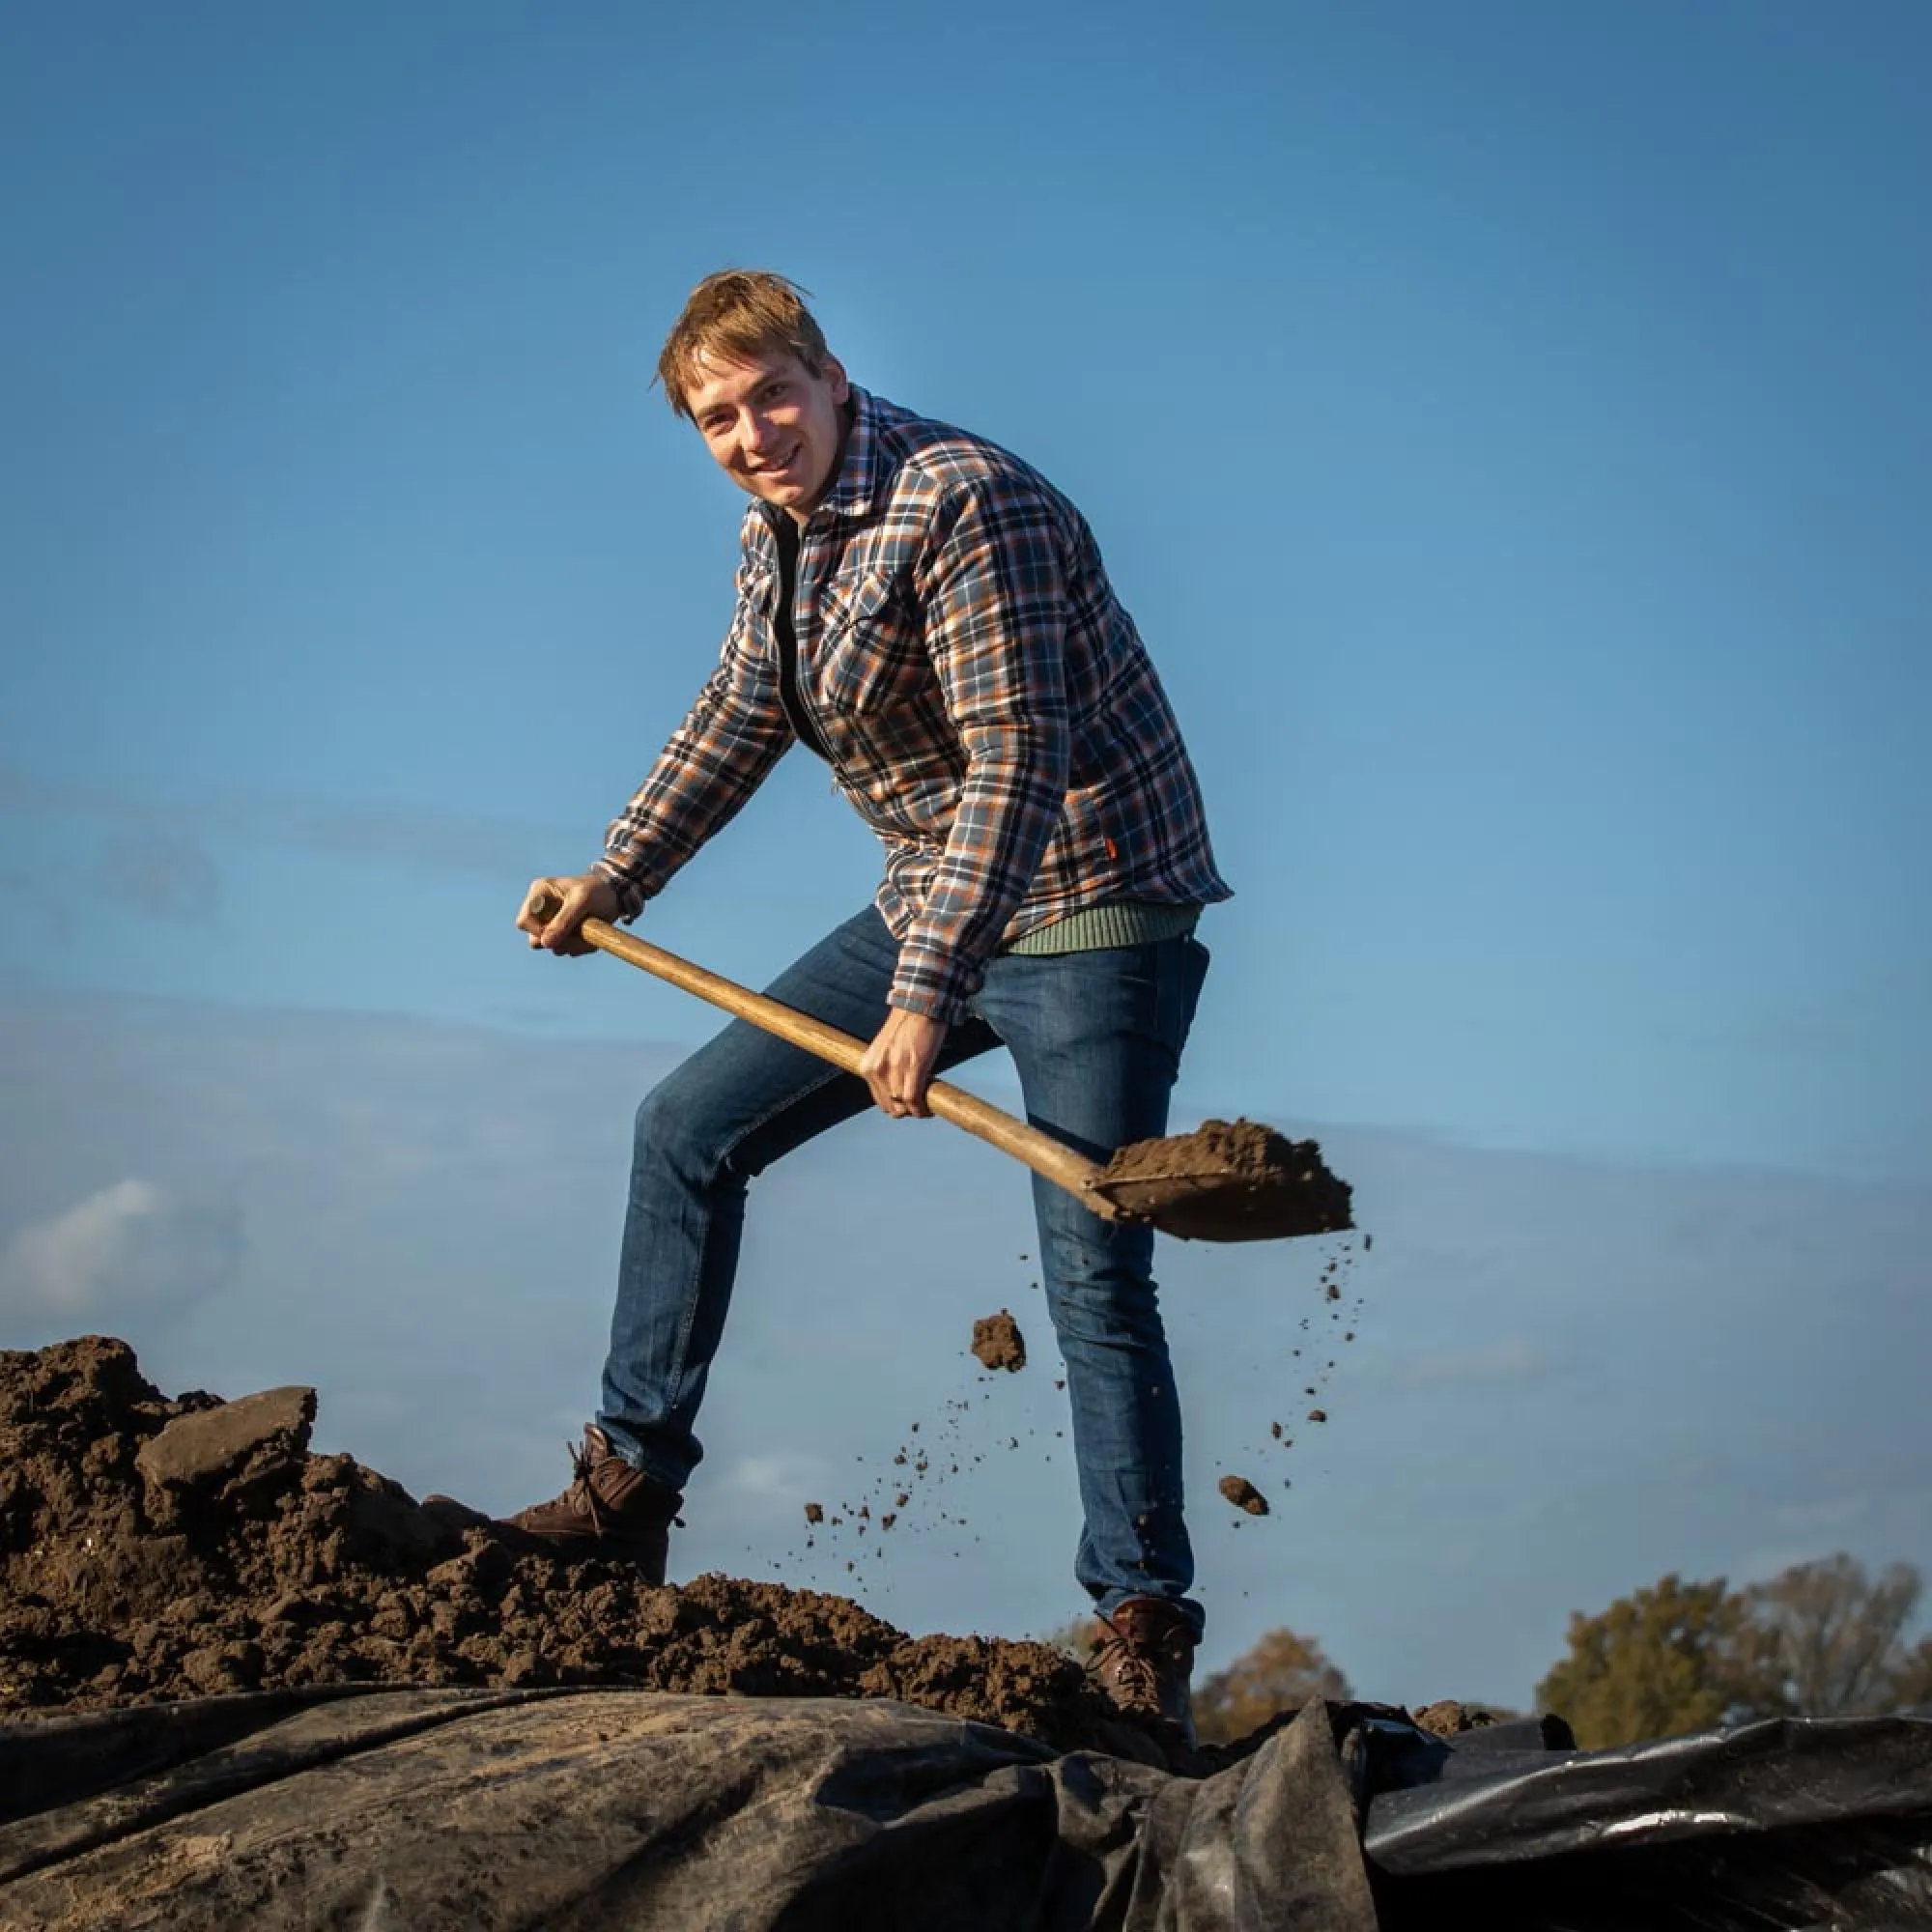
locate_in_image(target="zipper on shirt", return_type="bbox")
[770,514,834,762]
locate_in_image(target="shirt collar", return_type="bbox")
[815,384,883,521]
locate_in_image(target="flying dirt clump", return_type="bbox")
[1217,1474,1269,1517]
[0,1336,1150,1760]
[971,1310,1027,1373]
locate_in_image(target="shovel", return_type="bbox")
[527,895,1350,1243]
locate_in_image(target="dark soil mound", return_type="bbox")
[0,1337,1141,1757]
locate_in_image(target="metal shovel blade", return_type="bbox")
[1085,1121,1354,1243]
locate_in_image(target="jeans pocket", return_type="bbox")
[1168,934,1211,1057]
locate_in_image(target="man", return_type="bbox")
[512,270,1231,1739]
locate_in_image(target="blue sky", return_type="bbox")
[3,3,1929,1705]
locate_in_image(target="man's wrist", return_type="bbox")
[591,860,647,923]
[884,1002,950,1032]
[888,984,965,1026]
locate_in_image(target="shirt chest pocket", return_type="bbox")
[734,563,777,640]
[811,568,930,716]
[722,566,778,682]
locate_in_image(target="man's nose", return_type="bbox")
[740,411,778,456]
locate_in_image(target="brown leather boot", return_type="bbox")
[501,1426,683,1582]
[1092,1596,1199,1745]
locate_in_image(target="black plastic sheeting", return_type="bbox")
[1362,1710,1932,1930]
[1,1688,1928,1930]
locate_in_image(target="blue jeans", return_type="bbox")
[596,906,1210,1634]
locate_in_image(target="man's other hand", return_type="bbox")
[860,1008,949,1119]
[518,873,622,955]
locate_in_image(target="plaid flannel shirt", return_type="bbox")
[595,387,1232,1022]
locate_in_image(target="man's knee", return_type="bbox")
[633,1066,723,1174]
[1043,1241,1166,1348]
[1037,1205,1156,1291]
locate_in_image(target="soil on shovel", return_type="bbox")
[0,1337,1150,1761]
[970,1310,1027,1373]
[1096,1120,1354,1241]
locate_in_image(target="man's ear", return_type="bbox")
[824,355,850,405]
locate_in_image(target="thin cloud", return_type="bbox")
[1380,1334,1554,1391]
[1775,1493,1876,1535]
[0,1178,242,1322]
[111,827,225,924]
[0,763,576,889]
[722,1451,835,1500]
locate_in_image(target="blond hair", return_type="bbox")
[656,270,831,421]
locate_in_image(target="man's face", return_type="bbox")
[686,347,850,519]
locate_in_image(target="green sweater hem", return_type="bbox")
[1002,900,1202,956]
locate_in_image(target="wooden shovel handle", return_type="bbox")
[534,898,1121,1219]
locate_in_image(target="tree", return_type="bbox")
[1535,1574,1747,1749]
[1885,1635,1932,1714]
[1193,1627,1350,1745]
[1735,1555,1923,1718]
[1536,1555,1932,1747]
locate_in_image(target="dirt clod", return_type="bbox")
[136,1384,315,1495]
[1411,1699,1504,1738]
[1217,1474,1269,1517]
[803,1502,824,1524]
[970,1310,1026,1374]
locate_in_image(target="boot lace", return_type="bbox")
[562,1437,611,1539]
[558,1437,683,1537]
[1093,1612,1164,1709]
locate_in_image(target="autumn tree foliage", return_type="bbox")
[1535,1574,1745,1749]
[1192,1627,1351,1745]
[1536,1555,1931,1749]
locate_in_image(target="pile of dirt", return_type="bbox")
[0,1336,1144,1759]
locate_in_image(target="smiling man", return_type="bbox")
[513,270,1231,1742]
